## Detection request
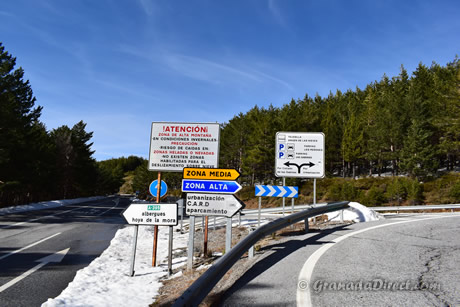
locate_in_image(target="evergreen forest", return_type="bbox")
[1,41,459,208]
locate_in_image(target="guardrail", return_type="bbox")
[369,204,460,212]
[243,203,460,215]
[172,201,349,307]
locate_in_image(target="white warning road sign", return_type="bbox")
[148,122,220,172]
[275,132,325,178]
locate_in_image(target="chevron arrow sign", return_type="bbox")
[255,185,298,198]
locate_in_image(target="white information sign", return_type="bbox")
[148,122,220,172]
[186,193,243,217]
[275,132,325,178]
[122,203,178,226]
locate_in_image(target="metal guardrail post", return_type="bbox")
[173,201,349,306]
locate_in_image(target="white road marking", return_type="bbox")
[296,215,460,307]
[96,198,120,216]
[0,232,61,261]
[0,207,83,229]
[0,248,70,293]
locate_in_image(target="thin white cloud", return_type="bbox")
[0,10,15,17]
[138,0,156,16]
[268,0,288,28]
[164,53,293,90]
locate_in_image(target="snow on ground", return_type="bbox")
[0,197,380,307]
[326,202,383,222]
[0,196,106,216]
[42,224,190,307]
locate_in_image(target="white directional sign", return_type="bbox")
[186,193,243,217]
[122,203,178,226]
[148,122,220,172]
[275,132,325,178]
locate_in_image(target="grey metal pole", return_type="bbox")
[282,177,286,216]
[291,198,295,229]
[226,217,232,253]
[304,219,309,233]
[168,226,173,276]
[313,178,316,205]
[258,197,261,228]
[129,225,139,277]
[248,227,254,258]
[310,178,317,226]
[187,216,195,271]
[179,199,184,233]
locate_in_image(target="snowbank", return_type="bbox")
[42,225,189,307]
[0,196,106,216]
[326,202,383,222]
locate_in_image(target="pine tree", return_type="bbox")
[0,43,44,205]
[400,64,438,179]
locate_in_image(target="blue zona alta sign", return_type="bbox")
[181,179,242,194]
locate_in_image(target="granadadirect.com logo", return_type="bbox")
[298,279,441,293]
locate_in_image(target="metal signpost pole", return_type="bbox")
[258,197,261,228]
[282,177,286,216]
[204,216,209,257]
[313,178,316,205]
[152,172,161,267]
[129,225,139,276]
[168,226,173,275]
[187,215,195,271]
[312,178,316,226]
[226,217,232,253]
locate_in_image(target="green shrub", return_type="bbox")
[449,181,460,202]
[361,186,386,206]
[386,177,423,205]
[326,180,360,202]
[406,178,423,205]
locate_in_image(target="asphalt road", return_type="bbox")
[0,196,131,307]
[220,213,460,307]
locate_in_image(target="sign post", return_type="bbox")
[148,122,221,271]
[275,132,325,178]
[148,122,220,172]
[153,172,161,267]
[275,132,325,230]
[129,225,139,277]
[122,202,178,275]
[255,184,298,226]
[182,167,243,269]
[181,179,242,194]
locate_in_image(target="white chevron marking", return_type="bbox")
[287,187,298,198]
[278,188,287,197]
[267,185,276,196]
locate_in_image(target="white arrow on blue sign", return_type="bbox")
[149,180,168,198]
[182,179,242,194]
[255,185,298,198]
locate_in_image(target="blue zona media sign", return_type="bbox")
[181,179,242,194]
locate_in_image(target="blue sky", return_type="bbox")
[1,0,459,161]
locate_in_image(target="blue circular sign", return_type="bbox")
[149,180,168,198]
